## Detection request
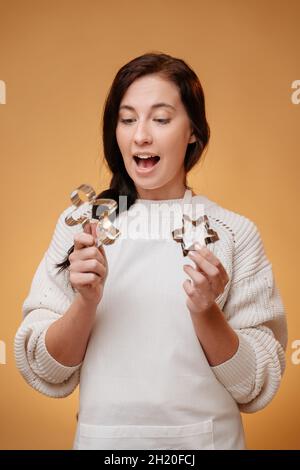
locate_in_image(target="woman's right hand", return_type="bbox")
[69,221,109,306]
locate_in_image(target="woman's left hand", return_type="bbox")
[183,243,229,316]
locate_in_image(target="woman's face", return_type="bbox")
[116,74,196,199]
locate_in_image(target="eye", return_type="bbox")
[119,118,171,125]
[154,119,170,125]
[120,119,135,124]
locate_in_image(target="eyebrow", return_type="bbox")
[119,102,176,111]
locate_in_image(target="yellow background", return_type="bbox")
[0,0,299,449]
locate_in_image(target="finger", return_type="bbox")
[97,243,108,264]
[90,221,98,242]
[194,244,220,266]
[83,221,92,234]
[88,222,108,263]
[70,259,106,278]
[84,220,100,241]
[73,231,95,251]
[183,278,194,296]
[188,250,219,279]
[193,244,229,284]
[183,264,206,288]
[70,246,106,267]
[186,254,220,294]
[184,262,221,298]
[71,272,100,287]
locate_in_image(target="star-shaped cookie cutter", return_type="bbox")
[172,213,219,256]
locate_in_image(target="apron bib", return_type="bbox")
[73,190,246,450]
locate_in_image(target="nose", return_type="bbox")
[133,120,153,145]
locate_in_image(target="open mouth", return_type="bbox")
[133,155,160,170]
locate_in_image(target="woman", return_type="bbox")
[14,52,287,450]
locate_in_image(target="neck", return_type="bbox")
[136,184,191,201]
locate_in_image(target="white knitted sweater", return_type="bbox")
[14,195,287,414]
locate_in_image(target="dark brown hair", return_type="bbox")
[56,51,210,274]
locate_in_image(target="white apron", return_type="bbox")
[73,190,246,450]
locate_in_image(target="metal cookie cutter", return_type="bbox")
[172,213,219,257]
[64,183,121,247]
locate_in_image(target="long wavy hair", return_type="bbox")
[55,51,210,274]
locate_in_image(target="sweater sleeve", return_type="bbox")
[210,216,288,413]
[14,206,83,398]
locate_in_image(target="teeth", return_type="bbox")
[134,154,157,159]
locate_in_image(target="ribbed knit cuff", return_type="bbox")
[210,332,256,390]
[35,328,82,384]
